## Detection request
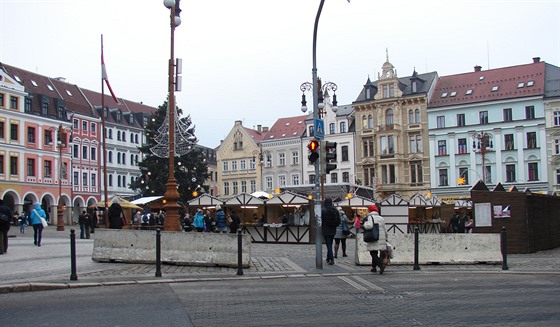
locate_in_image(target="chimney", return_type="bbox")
[257,125,262,132]
[533,57,541,63]
[474,65,482,72]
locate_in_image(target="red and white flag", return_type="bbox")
[101,35,119,104]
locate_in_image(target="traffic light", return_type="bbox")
[307,140,320,164]
[322,141,337,174]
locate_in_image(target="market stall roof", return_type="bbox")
[454,199,473,208]
[425,195,443,206]
[96,196,142,210]
[250,190,273,199]
[380,194,409,206]
[225,193,265,206]
[187,194,224,207]
[335,195,376,207]
[266,191,310,205]
[131,196,163,206]
[409,194,428,206]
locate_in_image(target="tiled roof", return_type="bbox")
[429,62,546,108]
[48,77,94,117]
[263,115,308,141]
[353,71,438,103]
[244,127,265,143]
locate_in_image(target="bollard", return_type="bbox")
[70,229,78,280]
[501,226,509,270]
[155,228,162,277]
[237,229,244,275]
[413,226,421,271]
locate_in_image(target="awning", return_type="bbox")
[335,195,376,207]
[266,191,310,205]
[224,193,264,206]
[250,190,273,199]
[187,194,224,207]
[96,196,142,210]
[131,196,163,206]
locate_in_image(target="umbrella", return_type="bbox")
[96,196,142,210]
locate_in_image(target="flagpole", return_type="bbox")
[101,34,109,227]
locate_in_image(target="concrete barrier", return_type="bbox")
[93,229,251,268]
[355,233,502,265]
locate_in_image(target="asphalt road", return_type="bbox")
[1,271,558,326]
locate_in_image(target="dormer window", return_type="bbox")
[31,80,38,87]
[441,92,448,98]
[527,81,534,87]
[104,108,108,118]
[465,89,473,95]
[116,110,121,122]
[491,86,499,92]
[450,91,457,97]
[412,81,417,93]
[66,89,73,96]
[14,75,21,83]
[129,115,134,124]
[47,84,54,91]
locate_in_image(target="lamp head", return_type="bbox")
[163,0,175,9]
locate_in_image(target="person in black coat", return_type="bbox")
[229,211,241,233]
[0,199,13,254]
[108,202,124,229]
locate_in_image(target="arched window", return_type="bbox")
[386,108,394,126]
[368,114,373,129]
[409,109,414,124]
[415,109,420,123]
[362,115,368,129]
[340,121,347,133]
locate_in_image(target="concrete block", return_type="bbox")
[93,229,251,267]
[356,233,502,265]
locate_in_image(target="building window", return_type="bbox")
[43,130,52,145]
[91,173,97,187]
[459,167,469,185]
[27,158,35,177]
[557,169,560,185]
[231,160,237,171]
[555,139,560,155]
[241,181,247,193]
[278,175,286,187]
[107,174,112,187]
[341,145,349,161]
[439,169,448,186]
[278,153,286,166]
[436,116,445,129]
[27,127,36,143]
[265,176,273,189]
[457,114,465,127]
[554,112,560,126]
[265,154,272,167]
[528,163,538,181]
[340,121,347,133]
[292,174,300,186]
[72,144,78,158]
[409,134,422,153]
[0,155,3,174]
[250,180,256,193]
[44,160,52,178]
[527,132,537,149]
[385,108,394,126]
[10,124,18,141]
[223,182,230,195]
[503,108,513,122]
[458,138,467,154]
[240,159,246,171]
[525,106,535,119]
[506,164,516,182]
[232,181,238,194]
[329,123,335,134]
[24,98,32,112]
[331,173,338,183]
[381,135,394,154]
[504,134,515,150]
[410,162,423,184]
[83,172,88,186]
[479,111,489,124]
[91,123,96,133]
[73,171,79,185]
[381,164,396,184]
[82,121,87,131]
[292,151,299,165]
[82,146,88,160]
[10,96,18,109]
[249,157,256,170]
[223,161,229,171]
[308,125,314,137]
[342,172,349,183]
[91,148,97,161]
[368,115,373,129]
[484,166,492,184]
[0,122,3,139]
[363,139,374,157]
[438,140,447,156]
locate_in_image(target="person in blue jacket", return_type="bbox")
[29,203,46,247]
[214,205,227,233]
[193,209,205,232]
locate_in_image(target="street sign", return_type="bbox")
[314,118,324,140]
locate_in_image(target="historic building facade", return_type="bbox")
[352,56,437,199]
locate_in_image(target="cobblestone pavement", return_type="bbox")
[0,226,558,293]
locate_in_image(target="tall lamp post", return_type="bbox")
[471,131,493,184]
[299,0,347,269]
[162,0,182,231]
[55,123,71,231]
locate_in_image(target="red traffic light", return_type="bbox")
[308,140,319,152]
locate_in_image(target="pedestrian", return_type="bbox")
[0,199,13,253]
[29,202,46,247]
[133,210,142,226]
[157,210,165,226]
[353,214,361,235]
[204,210,214,232]
[214,205,227,233]
[193,209,205,232]
[334,207,349,258]
[18,212,26,234]
[90,213,97,234]
[449,213,460,233]
[363,205,388,274]
[322,198,340,265]
[465,217,474,233]
[183,213,193,232]
[108,201,124,229]
[78,211,87,239]
[458,213,467,234]
[84,211,91,239]
[229,210,241,234]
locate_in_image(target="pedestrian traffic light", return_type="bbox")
[321,141,337,174]
[307,140,320,164]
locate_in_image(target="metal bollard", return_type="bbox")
[155,228,162,277]
[70,229,78,280]
[237,229,243,276]
[501,226,509,270]
[413,226,421,271]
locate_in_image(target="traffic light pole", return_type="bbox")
[311,0,324,270]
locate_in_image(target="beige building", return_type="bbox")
[352,55,437,199]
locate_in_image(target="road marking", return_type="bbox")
[339,276,369,291]
[351,275,386,292]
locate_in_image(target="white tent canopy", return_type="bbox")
[131,196,163,206]
[335,195,376,207]
[266,191,310,205]
[225,193,264,206]
[187,194,224,207]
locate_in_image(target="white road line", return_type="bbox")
[338,276,369,291]
[352,275,386,293]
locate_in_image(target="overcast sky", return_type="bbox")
[1,0,559,148]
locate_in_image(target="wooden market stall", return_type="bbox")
[224,193,265,224]
[408,194,442,233]
[379,194,409,234]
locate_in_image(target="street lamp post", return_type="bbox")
[162,0,182,231]
[55,124,70,231]
[471,131,493,184]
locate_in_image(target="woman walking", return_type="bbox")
[29,203,46,247]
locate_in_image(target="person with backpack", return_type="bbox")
[363,205,388,274]
[334,206,349,258]
[321,198,340,265]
